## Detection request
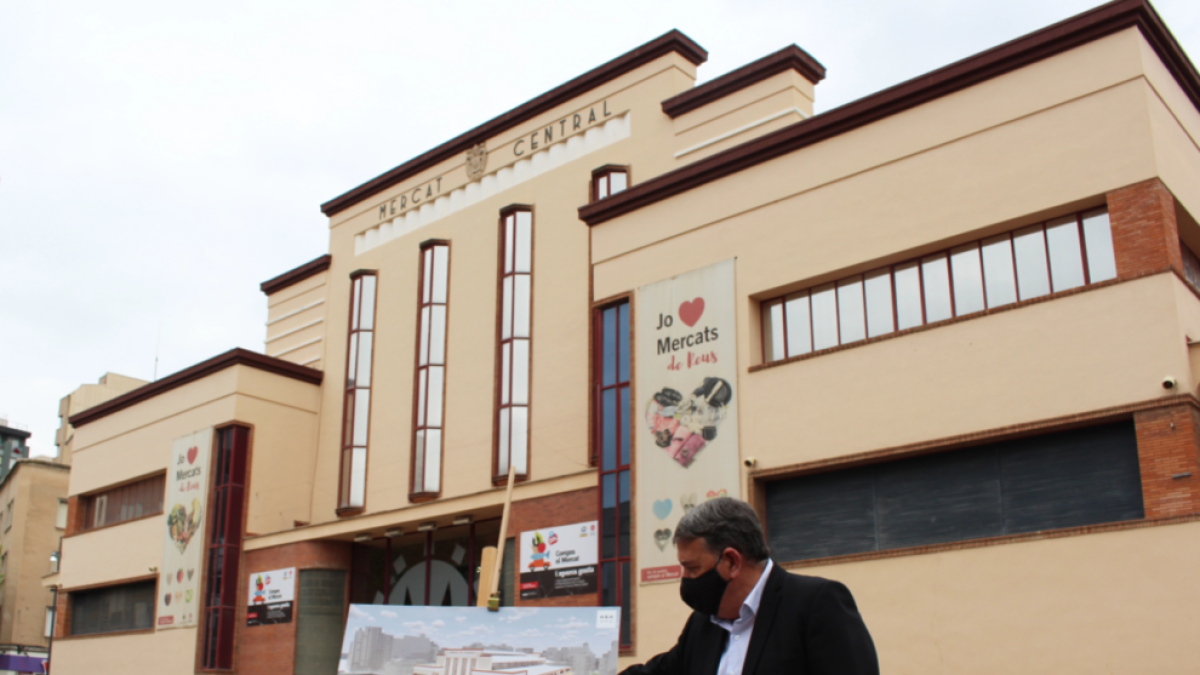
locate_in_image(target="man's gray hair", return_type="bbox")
[673,497,770,561]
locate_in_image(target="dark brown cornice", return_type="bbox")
[70,348,322,428]
[320,30,708,218]
[580,0,1200,226]
[661,45,825,118]
[260,254,332,295]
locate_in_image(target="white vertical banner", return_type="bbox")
[636,259,740,583]
[157,427,213,629]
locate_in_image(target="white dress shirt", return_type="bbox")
[710,559,774,675]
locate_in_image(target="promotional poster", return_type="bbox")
[339,605,621,675]
[157,427,213,628]
[636,259,741,583]
[517,520,599,599]
[247,567,296,626]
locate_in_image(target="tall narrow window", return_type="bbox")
[592,166,629,202]
[413,241,450,498]
[202,425,249,671]
[341,272,377,510]
[497,208,532,481]
[595,300,632,648]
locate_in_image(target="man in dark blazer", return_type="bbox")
[620,498,878,675]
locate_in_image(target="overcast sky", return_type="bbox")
[3,0,1198,457]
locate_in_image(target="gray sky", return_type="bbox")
[3,0,1198,457]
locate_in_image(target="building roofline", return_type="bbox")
[661,44,825,119]
[579,0,1199,226]
[319,29,708,218]
[0,459,70,493]
[0,426,31,440]
[69,348,323,428]
[260,254,332,295]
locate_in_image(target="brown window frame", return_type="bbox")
[200,424,250,671]
[593,297,634,650]
[67,576,157,637]
[411,240,451,501]
[339,270,378,513]
[79,474,166,532]
[494,206,534,485]
[591,165,630,203]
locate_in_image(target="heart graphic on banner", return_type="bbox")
[187,569,194,581]
[679,298,705,327]
[654,529,672,551]
[164,593,172,606]
[706,489,728,499]
[652,499,673,520]
[185,590,193,603]
[187,446,198,464]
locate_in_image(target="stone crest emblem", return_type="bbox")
[465,142,488,180]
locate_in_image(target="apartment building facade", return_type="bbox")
[51,1,1200,674]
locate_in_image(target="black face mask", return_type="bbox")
[679,560,729,616]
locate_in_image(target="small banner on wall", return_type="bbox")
[636,259,741,584]
[247,567,296,626]
[157,427,213,629]
[518,520,599,598]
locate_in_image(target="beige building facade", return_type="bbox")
[0,459,69,647]
[50,1,1200,673]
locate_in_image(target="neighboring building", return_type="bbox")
[54,372,148,466]
[49,1,1200,674]
[0,417,31,477]
[0,459,69,647]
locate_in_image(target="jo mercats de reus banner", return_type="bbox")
[636,259,740,584]
[157,427,213,629]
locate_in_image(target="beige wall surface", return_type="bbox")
[265,269,329,369]
[307,48,779,525]
[621,521,1200,673]
[0,462,67,646]
[591,28,1157,268]
[59,517,160,590]
[52,625,197,674]
[740,275,1188,471]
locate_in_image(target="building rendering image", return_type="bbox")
[44,0,1200,673]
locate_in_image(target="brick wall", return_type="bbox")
[235,540,352,675]
[1134,405,1200,518]
[506,487,599,608]
[1108,178,1183,278]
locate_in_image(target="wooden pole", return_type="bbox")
[487,464,517,610]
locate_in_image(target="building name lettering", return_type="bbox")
[375,99,613,222]
[513,100,612,157]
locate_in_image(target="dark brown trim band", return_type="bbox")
[260,255,331,295]
[580,0,1200,226]
[320,30,707,217]
[661,44,825,118]
[70,348,323,427]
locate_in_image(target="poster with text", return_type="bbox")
[247,567,296,626]
[518,521,598,599]
[339,605,621,675]
[156,427,213,629]
[636,259,740,583]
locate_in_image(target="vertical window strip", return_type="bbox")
[595,300,632,647]
[413,243,450,496]
[202,426,248,671]
[761,208,1115,362]
[497,210,533,479]
[341,273,377,509]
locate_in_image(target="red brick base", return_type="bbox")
[506,487,599,608]
[1134,406,1200,518]
[1108,178,1183,278]
[235,540,352,675]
